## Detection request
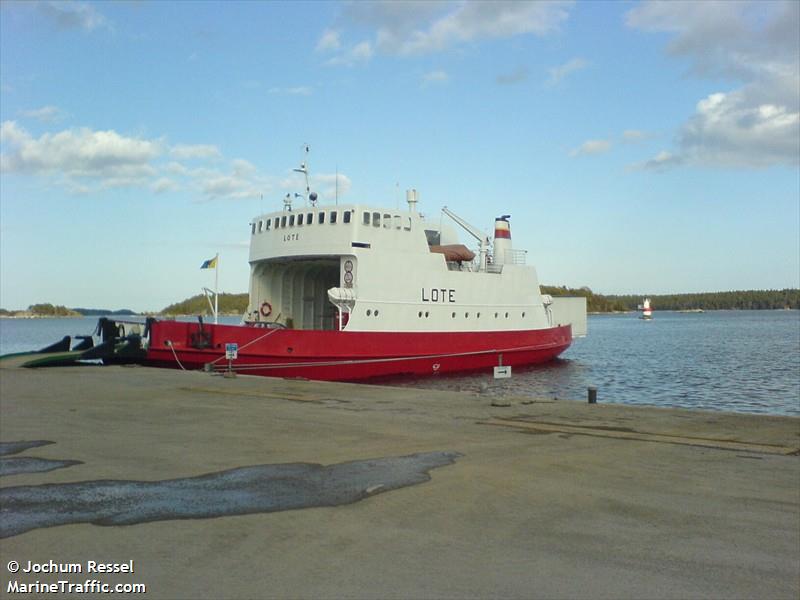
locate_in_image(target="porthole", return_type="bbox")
[366,309,372,316]
[505,312,509,318]
[494,312,499,318]
[477,312,481,318]
[418,311,423,318]
[425,311,429,318]
[374,310,379,317]
[522,312,526,318]
[451,312,456,318]
[465,312,469,318]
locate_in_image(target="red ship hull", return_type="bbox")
[145,320,573,381]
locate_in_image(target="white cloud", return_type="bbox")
[632,150,682,171]
[1,121,160,183]
[170,144,221,160]
[19,105,66,123]
[0,121,354,202]
[316,29,341,52]
[200,174,259,200]
[422,70,449,85]
[570,139,611,157]
[323,1,573,64]
[268,86,313,96]
[377,1,572,55]
[622,129,650,142]
[546,57,588,87]
[232,159,256,176]
[626,0,799,169]
[37,1,111,32]
[663,91,798,168]
[151,178,178,194]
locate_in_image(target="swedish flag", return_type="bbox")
[200,256,218,269]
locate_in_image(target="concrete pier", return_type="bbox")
[1,364,798,599]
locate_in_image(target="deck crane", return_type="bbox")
[441,206,490,272]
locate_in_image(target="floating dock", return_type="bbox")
[0,364,798,599]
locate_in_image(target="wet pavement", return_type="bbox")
[0,365,798,599]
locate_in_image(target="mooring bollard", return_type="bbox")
[588,386,597,404]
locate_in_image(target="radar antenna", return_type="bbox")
[292,144,317,207]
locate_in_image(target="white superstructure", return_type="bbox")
[246,192,585,336]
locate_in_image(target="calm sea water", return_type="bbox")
[1,311,798,416]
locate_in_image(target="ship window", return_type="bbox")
[505,312,509,318]
[318,212,325,224]
[343,211,351,224]
[494,312,498,318]
[477,312,481,318]
[281,216,287,227]
[425,311,429,318]
[383,213,391,229]
[366,309,372,316]
[289,215,295,227]
[522,312,526,318]
[418,311,423,318]
[394,215,401,229]
[266,218,271,230]
[330,211,338,224]
[258,220,264,233]
[363,212,370,225]
[307,212,313,225]
[374,310,379,316]
[297,214,304,226]
[251,223,256,235]
[405,217,412,231]
[373,212,381,227]
[451,312,456,318]
[424,230,441,246]
[465,312,469,318]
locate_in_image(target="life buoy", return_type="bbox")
[259,302,272,318]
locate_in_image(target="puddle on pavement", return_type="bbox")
[0,441,54,456]
[0,451,461,538]
[0,457,83,477]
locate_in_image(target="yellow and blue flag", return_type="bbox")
[200,256,218,269]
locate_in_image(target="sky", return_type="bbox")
[1,0,798,312]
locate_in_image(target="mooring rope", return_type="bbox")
[207,327,282,365]
[166,341,187,371]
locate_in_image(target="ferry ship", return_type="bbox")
[7,159,587,381]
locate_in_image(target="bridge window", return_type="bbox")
[307,212,313,225]
[404,217,412,231]
[289,215,295,227]
[383,214,391,229]
[265,218,271,230]
[281,216,287,228]
[363,212,370,225]
[251,223,256,235]
[344,211,351,224]
[373,212,381,227]
[297,214,304,226]
[330,211,338,224]
[318,212,325,224]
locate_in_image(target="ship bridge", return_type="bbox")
[247,204,433,330]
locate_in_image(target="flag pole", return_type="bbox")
[214,253,219,325]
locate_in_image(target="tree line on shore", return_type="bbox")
[2,288,798,317]
[541,287,800,312]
